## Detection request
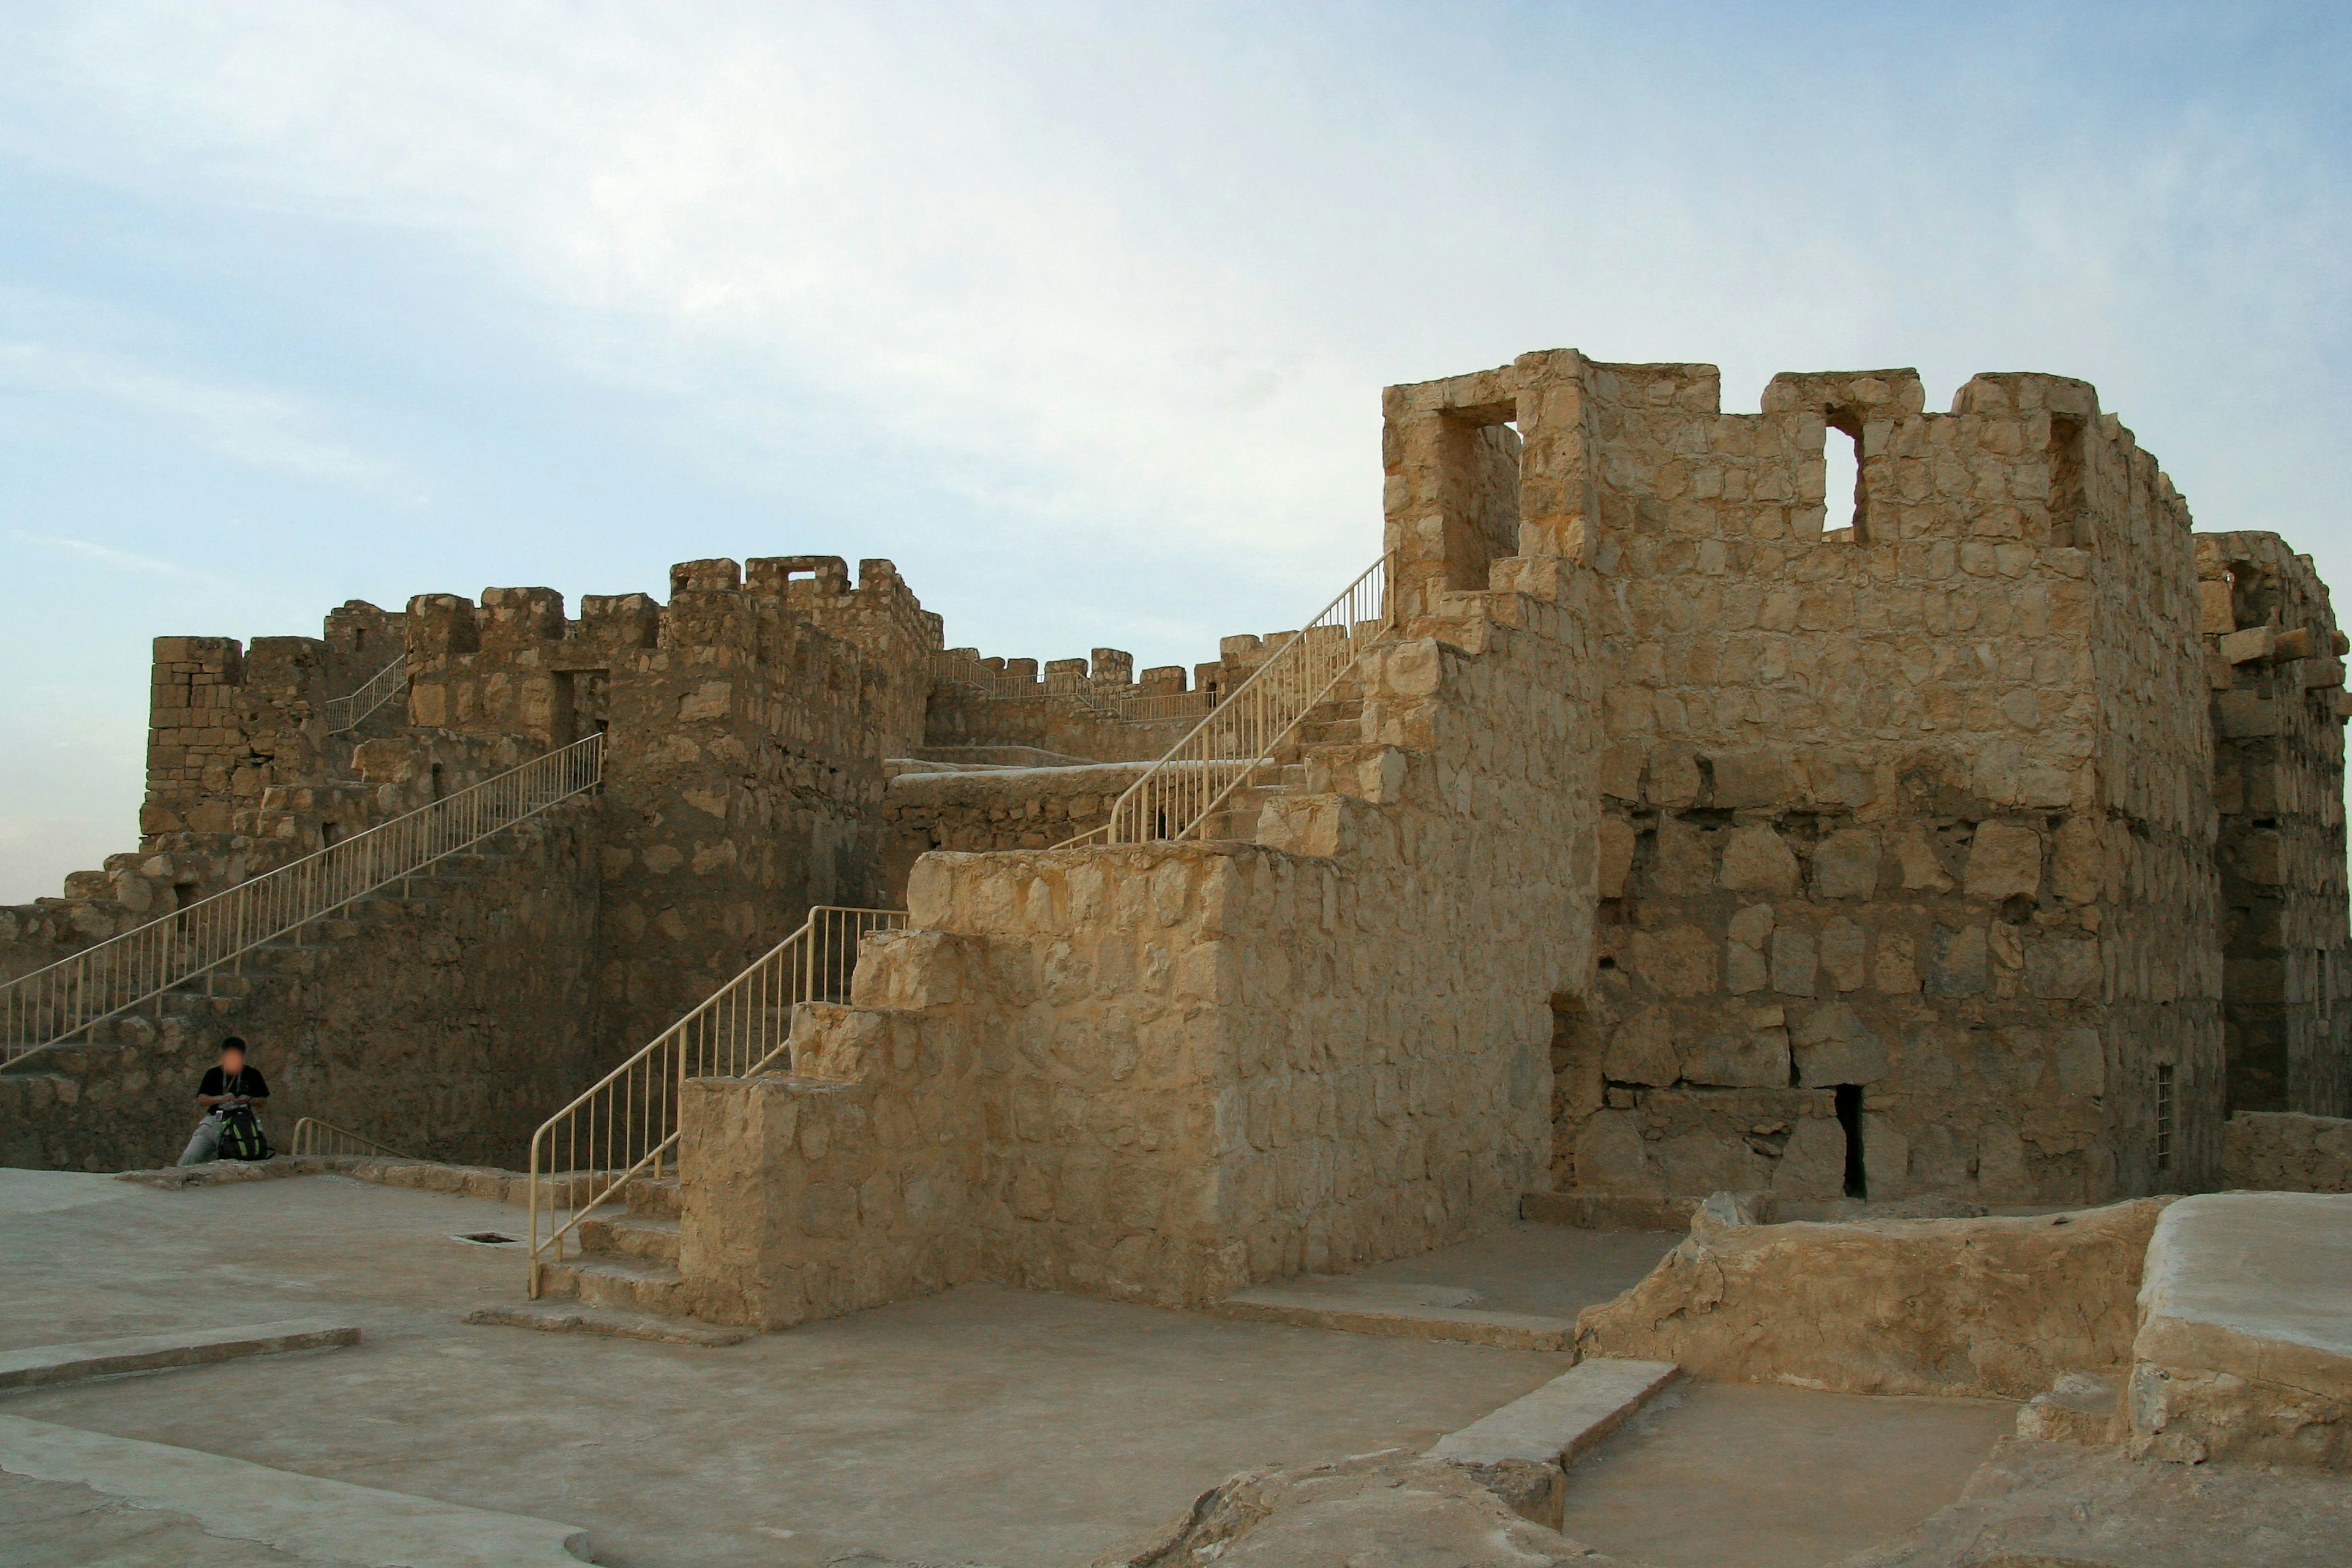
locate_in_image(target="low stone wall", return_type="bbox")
[2223,1110,2352,1193]
[1575,1197,2174,1399]
[878,762,1152,902]
[2130,1191,2352,1468]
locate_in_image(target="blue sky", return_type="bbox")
[3,2,2348,900]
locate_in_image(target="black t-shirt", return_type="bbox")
[197,1066,269,1102]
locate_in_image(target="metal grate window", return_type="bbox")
[2155,1063,2175,1172]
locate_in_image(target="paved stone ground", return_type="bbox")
[1,1471,318,1568]
[1559,1381,2020,1567]
[0,1169,1577,1567]
[1341,1219,1679,1318]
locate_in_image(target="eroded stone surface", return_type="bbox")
[2128,1191,2352,1468]
[1110,1450,1645,1568]
[1575,1198,2171,1399]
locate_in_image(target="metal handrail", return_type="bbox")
[1060,554,1390,846]
[322,656,410,734]
[525,904,906,1297]
[290,1116,413,1159]
[1,733,605,1069]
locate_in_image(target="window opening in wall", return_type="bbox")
[2155,1063,2175,1172]
[429,763,445,802]
[1834,1084,1866,1199]
[172,881,199,911]
[320,822,341,849]
[1823,416,1861,541]
[2048,415,2087,547]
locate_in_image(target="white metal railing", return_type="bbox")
[526,904,905,1297]
[321,656,410,734]
[290,1116,413,1159]
[1062,554,1390,846]
[1,733,605,1069]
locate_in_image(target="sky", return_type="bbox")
[2,1,2348,901]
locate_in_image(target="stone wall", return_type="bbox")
[673,573,1597,1327]
[401,560,914,1052]
[1385,353,2230,1207]
[2223,1110,2352,1193]
[878,761,1153,901]
[2197,533,2351,1117]
[1,803,601,1171]
[6,550,946,1171]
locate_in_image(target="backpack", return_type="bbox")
[216,1104,274,1162]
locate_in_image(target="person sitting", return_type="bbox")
[178,1036,271,1165]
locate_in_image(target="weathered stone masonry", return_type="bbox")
[7,348,2350,1330]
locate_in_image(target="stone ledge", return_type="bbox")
[462,1304,751,1348]
[0,1411,594,1567]
[0,1319,359,1391]
[1208,1286,1578,1351]
[2130,1190,2352,1468]
[1428,1357,1679,1468]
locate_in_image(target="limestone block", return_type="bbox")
[1596,818,1635,900]
[1601,1008,1677,1087]
[1770,927,1817,997]
[1925,924,1988,996]
[1724,941,1767,995]
[1647,747,1700,808]
[1790,1000,1887,1087]
[1681,1022,1789,1089]
[1773,1117,1847,1197]
[1574,1111,1650,1190]
[1891,823,1954,892]
[1576,1199,2173,1398]
[1720,826,1799,895]
[1964,821,2043,901]
[1812,829,1881,900]
[2128,1193,2352,1469]
[1630,925,1716,997]
[1709,750,1793,809]
[2223,1112,2352,1193]
[1819,919,1865,991]
[1651,818,1714,894]
[2025,935,2101,1001]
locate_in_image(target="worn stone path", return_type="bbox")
[0,1169,1574,1567]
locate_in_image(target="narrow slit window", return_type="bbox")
[2155,1063,2175,1172]
[1835,1084,1866,1199]
[1823,417,1861,541]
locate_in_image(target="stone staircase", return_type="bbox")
[1194,689,1368,841]
[0,849,519,1172]
[533,1177,688,1314]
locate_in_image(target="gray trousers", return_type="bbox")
[178,1115,227,1166]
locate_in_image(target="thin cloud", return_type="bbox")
[0,338,408,493]
[9,528,235,588]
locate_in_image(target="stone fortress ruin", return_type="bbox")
[4,351,2350,1562]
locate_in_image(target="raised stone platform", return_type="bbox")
[0,1319,358,1392]
[2130,1190,2352,1468]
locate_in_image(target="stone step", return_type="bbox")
[625,1176,681,1219]
[578,1213,680,1268]
[538,1256,690,1317]
[1197,784,1286,842]
[463,1303,749,1348]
